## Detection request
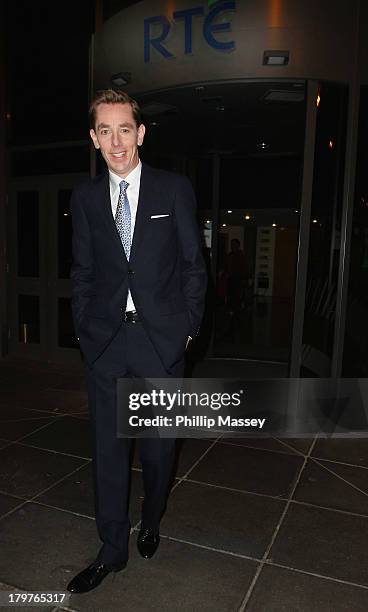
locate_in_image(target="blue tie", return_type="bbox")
[115,180,131,260]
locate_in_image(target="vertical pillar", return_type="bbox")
[207,152,220,356]
[0,0,9,357]
[289,80,318,376]
[331,1,361,377]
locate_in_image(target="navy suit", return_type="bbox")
[70,162,207,565]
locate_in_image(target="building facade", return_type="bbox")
[5,0,368,376]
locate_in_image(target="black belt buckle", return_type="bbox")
[124,310,139,323]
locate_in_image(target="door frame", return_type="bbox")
[7,173,88,364]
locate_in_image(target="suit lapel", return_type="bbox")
[129,162,156,264]
[94,172,128,265]
[93,163,157,266]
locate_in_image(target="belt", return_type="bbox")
[124,309,140,323]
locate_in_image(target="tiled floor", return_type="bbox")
[0,358,368,611]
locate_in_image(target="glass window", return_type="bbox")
[17,191,39,277]
[214,156,301,361]
[13,146,89,177]
[136,81,306,363]
[342,87,368,375]
[302,83,348,376]
[58,298,79,348]
[18,295,40,343]
[58,190,73,279]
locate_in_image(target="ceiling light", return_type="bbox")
[313,219,318,223]
[222,224,227,227]
[263,50,289,66]
[272,223,277,227]
[111,72,131,87]
[227,210,232,214]
[245,215,251,220]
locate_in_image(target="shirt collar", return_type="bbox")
[109,160,142,194]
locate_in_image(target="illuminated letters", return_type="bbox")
[173,7,204,55]
[144,1,236,63]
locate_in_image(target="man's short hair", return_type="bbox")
[89,89,142,129]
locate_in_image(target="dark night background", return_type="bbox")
[4,1,142,147]
[5,1,95,146]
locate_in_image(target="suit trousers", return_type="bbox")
[85,319,184,566]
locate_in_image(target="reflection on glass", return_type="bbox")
[136,81,307,362]
[186,158,214,357]
[18,295,40,343]
[214,157,302,361]
[343,87,368,375]
[302,83,348,376]
[58,298,79,348]
[17,191,39,277]
[188,157,212,211]
[58,190,73,279]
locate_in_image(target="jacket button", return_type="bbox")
[128,269,134,275]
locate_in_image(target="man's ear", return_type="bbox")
[90,129,100,149]
[137,123,146,146]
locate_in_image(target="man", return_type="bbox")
[67,89,207,593]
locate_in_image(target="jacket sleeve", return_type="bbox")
[70,188,95,336]
[174,175,207,338]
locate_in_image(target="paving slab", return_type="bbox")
[188,442,304,498]
[246,564,368,612]
[0,444,86,498]
[270,503,368,586]
[161,480,286,558]
[293,458,368,515]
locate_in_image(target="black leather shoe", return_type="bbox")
[67,559,126,593]
[137,528,160,559]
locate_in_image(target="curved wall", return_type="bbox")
[93,0,366,93]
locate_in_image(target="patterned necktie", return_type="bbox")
[115,179,131,260]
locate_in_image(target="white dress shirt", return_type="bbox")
[109,161,142,312]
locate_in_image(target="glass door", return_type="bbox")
[8,173,88,362]
[300,83,348,376]
[8,183,44,359]
[139,80,307,368]
[214,154,302,362]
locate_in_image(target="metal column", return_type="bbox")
[289,80,319,377]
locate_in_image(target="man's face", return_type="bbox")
[90,103,145,178]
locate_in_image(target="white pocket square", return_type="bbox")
[151,214,170,219]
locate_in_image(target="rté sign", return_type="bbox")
[144,1,236,63]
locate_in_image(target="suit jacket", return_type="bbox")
[70,162,207,371]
